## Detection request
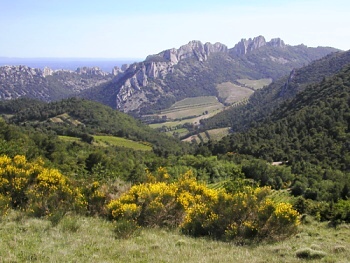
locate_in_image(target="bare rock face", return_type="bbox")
[76,66,109,76]
[268,38,285,48]
[231,36,266,55]
[0,65,113,101]
[114,40,228,111]
[43,67,54,77]
[231,36,285,56]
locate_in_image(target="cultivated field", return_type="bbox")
[1,211,349,263]
[182,127,231,143]
[216,82,254,104]
[158,96,225,120]
[237,78,272,90]
[59,135,152,151]
[50,113,83,126]
[93,135,152,151]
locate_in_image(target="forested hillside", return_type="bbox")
[201,50,350,131]
[209,65,350,169]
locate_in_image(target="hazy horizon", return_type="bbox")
[0,57,142,72]
[1,0,349,59]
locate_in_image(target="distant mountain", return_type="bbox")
[81,36,338,116]
[0,36,339,116]
[0,65,113,101]
[201,50,350,131]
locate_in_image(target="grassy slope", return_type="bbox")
[93,135,152,151]
[1,211,349,262]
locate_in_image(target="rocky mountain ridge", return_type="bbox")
[84,36,338,114]
[0,65,115,101]
[0,36,340,113]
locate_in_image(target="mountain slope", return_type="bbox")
[208,64,350,171]
[82,36,338,116]
[0,98,190,156]
[201,50,350,131]
[0,65,113,101]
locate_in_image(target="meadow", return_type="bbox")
[59,135,152,151]
[0,211,349,263]
[93,135,152,151]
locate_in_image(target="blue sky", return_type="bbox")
[1,0,349,59]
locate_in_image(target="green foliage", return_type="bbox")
[0,155,85,218]
[332,199,350,224]
[107,170,300,242]
[208,64,350,174]
[1,97,190,157]
[295,248,327,259]
[202,50,350,132]
[113,219,140,239]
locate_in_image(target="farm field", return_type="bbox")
[93,135,152,151]
[158,96,225,120]
[237,78,272,90]
[1,211,349,263]
[182,127,231,143]
[216,82,254,104]
[58,135,81,143]
[59,135,152,151]
[50,113,83,126]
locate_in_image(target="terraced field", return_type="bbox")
[159,96,225,120]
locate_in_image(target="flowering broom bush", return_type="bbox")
[0,155,85,218]
[107,169,300,241]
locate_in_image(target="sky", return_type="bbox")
[1,0,349,59]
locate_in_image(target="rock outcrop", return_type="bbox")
[231,36,285,56]
[0,65,113,101]
[114,41,228,111]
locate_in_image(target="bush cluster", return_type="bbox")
[107,169,300,241]
[0,155,85,218]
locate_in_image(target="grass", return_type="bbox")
[93,135,152,151]
[1,211,349,262]
[216,82,254,104]
[58,135,81,143]
[237,78,273,90]
[49,113,83,126]
[58,135,152,151]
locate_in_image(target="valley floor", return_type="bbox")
[0,211,349,262]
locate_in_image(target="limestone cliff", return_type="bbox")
[114,41,228,111]
[0,65,113,101]
[230,36,285,56]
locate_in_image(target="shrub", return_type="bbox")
[82,181,107,216]
[107,169,300,242]
[0,154,85,218]
[181,186,299,241]
[113,219,140,239]
[295,248,327,259]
